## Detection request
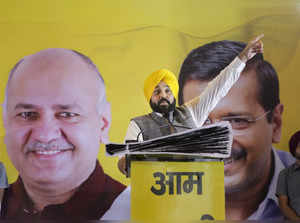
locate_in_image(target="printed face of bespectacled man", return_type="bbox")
[182,69,283,194]
[3,49,110,191]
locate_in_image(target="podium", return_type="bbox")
[107,123,232,221]
[128,155,225,222]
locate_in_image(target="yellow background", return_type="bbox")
[131,161,225,221]
[0,0,299,185]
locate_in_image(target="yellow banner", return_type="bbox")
[131,161,225,222]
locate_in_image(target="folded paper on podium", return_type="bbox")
[106,121,232,158]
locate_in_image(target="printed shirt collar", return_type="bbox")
[248,147,285,219]
[3,161,119,219]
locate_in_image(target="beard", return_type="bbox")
[150,98,176,115]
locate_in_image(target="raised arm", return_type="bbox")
[184,34,264,127]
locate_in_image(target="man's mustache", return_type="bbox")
[25,138,74,153]
[231,148,247,160]
[158,98,170,106]
[224,147,247,164]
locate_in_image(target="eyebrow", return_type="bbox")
[222,112,254,117]
[52,104,81,110]
[14,103,82,110]
[15,103,38,110]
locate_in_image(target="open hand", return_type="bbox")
[239,34,264,62]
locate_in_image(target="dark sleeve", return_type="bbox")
[276,168,288,197]
[0,162,8,188]
[0,163,8,188]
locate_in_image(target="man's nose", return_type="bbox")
[31,117,61,142]
[159,90,167,99]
